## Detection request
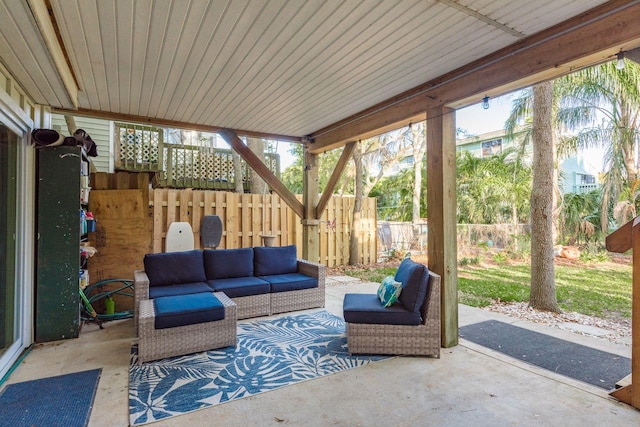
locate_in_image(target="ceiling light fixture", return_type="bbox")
[616,51,625,70]
[482,96,490,110]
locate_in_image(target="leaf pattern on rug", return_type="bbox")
[129,310,388,425]
[213,355,293,399]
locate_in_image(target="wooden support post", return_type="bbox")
[302,148,320,262]
[427,106,458,348]
[607,216,640,408]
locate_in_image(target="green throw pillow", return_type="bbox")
[377,275,402,307]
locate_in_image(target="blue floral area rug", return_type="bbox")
[129,310,387,425]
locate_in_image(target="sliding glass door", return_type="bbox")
[0,112,32,381]
[0,123,18,362]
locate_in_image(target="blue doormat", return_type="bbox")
[129,310,388,425]
[460,320,630,390]
[0,368,102,427]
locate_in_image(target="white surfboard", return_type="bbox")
[165,222,195,252]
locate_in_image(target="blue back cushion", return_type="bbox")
[143,250,206,287]
[204,248,254,279]
[254,245,298,276]
[395,258,429,314]
[148,282,213,299]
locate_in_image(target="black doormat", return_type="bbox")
[459,320,630,390]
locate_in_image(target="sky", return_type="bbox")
[270,90,603,174]
[456,93,518,136]
[275,92,520,170]
[457,92,604,174]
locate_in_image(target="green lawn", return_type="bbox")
[340,261,633,319]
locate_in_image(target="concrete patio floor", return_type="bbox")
[3,276,639,426]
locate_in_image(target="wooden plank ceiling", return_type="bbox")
[0,0,619,142]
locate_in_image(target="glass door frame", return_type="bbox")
[0,95,34,381]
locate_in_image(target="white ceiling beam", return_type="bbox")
[437,0,525,38]
[26,0,78,108]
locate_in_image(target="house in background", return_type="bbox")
[559,157,599,194]
[51,114,112,173]
[456,129,599,194]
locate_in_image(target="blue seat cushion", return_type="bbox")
[259,273,317,293]
[204,248,254,279]
[153,293,225,329]
[144,250,206,287]
[343,293,421,326]
[148,281,212,299]
[254,245,298,276]
[207,277,270,298]
[395,258,429,314]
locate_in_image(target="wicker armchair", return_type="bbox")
[345,271,441,357]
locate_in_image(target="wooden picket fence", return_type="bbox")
[89,172,376,280]
[149,188,377,267]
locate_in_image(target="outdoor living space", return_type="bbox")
[3,276,638,427]
[5,2,640,426]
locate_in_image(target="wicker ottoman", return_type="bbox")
[138,292,237,363]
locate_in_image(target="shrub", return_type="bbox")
[492,252,509,264]
[459,257,479,266]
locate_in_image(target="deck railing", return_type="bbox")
[114,123,280,190]
[114,123,163,172]
[157,145,279,191]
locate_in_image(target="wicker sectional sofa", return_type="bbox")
[134,245,326,330]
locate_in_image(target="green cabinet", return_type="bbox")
[35,146,82,342]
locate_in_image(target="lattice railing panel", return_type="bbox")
[160,146,280,190]
[115,123,162,171]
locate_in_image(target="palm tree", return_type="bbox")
[508,61,640,237]
[560,190,601,244]
[556,61,640,234]
[506,81,561,312]
[456,149,532,225]
[371,168,424,221]
[529,81,561,312]
[506,92,563,243]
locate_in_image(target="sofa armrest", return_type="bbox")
[134,269,150,302]
[421,271,441,328]
[134,269,150,336]
[297,259,325,290]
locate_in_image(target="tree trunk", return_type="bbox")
[530,81,561,312]
[512,204,519,250]
[551,166,562,244]
[247,138,268,194]
[232,151,244,193]
[412,123,426,224]
[349,144,363,265]
[601,188,611,235]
